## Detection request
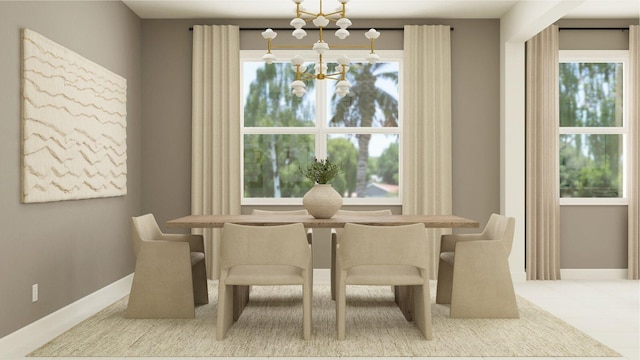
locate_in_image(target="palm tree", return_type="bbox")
[330,62,399,197]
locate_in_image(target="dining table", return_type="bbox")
[167,213,479,323]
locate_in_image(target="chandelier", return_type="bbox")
[261,0,381,97]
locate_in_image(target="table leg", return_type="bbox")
[394,285,414,321]
[232,285,250,321]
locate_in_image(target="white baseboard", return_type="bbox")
[313,268,331,284]
[0,273,133,359]
[560,268,628,280]
[511,271,527,282]
[513,269,629,281]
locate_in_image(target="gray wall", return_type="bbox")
[560,206,628,268]
[555,18,636,269]
[0,1,142,338]
[140,18,502,238]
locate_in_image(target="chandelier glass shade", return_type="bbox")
[261,0,380,97]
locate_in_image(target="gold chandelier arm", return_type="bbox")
[295,2,302,18]
[296,10,341,21]
[321,10,343,18]
[269,44,368,50]
[298,10,320,18]
[299,72,316,80]
[324,73,344,80]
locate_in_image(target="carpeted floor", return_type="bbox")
[29,281,620,357]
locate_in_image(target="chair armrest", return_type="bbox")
[452,240,508,268]
[440,233,486,252]
[138,240,192,262]
[455,240,508,261]
[161,233,205,252]
[135,241,194,279]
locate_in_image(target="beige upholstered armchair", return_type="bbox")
[127,213,208,319]
[217,223,313,340]
[335,223,433,340]
[330,209,392,299]
[435,213,519,318]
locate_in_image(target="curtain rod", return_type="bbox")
[559,27,629,31]
[188,26,453,31]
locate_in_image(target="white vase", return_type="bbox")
[303,184,343,219]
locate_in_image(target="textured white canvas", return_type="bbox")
[21,28,127,203]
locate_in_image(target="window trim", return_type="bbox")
[240,50,403,206]
[558,50,629,206]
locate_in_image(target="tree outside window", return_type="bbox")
[241,51,401,204]
[559,51,628,201]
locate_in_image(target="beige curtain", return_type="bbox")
[629,25,639,280]
[191,25,241,280]
[402,25,452,279]
[525,25,561,280]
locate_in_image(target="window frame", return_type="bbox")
[240,49,403,206]
[558,50,629,206]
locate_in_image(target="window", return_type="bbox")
[559,50,629,205]
[241,50,402,205]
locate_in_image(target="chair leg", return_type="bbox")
[126,245,195,319]
[412,284,433,340]
[435,259,453,304]
[336,280,346,340]
[216,281,235,340]
[302,281,312,340]
[449,243,519,318]
[192,261,209,305]
[331,234,337,300]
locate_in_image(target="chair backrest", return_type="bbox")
[130,213,163,257]
[481,213,516,254]
[251,209,309,215]
[220,223,311,271]
[336,209,392,216]
[334,209,392,240]
[338,223,429,271]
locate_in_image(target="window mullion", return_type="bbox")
[324,127,400,134]
[316,79,328,158]
[243,127,316,134]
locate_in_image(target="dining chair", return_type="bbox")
[217,223,313,340]
[435,213,519,318]
[126,213,208,319]
[251,209,312,244]
[331,209,392,300]
[335,223,432,340]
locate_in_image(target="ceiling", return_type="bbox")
[122,0,639,20]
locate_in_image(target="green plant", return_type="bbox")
[299,157,344,184]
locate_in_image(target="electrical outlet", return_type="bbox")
[32,284,38,302]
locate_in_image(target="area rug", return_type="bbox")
[29,281,620,357]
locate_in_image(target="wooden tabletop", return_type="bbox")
[166,214,479,229]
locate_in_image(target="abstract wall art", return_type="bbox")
[21,28,127,203]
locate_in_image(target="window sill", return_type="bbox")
[242,197,402,206]
[560,198,628,206]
